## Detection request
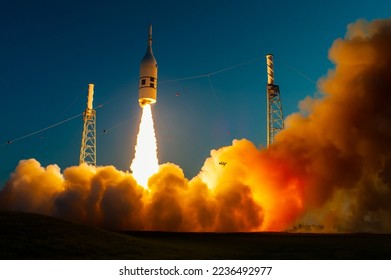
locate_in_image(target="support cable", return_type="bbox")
[1,103,106,147]
[160,57,261,84]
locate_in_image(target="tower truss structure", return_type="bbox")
[79,84,96,166]
[266,54,284,147]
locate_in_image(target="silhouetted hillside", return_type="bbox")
[1,211,391,259]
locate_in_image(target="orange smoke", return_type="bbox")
[269,18,391,232]
[0,138,296,231]
[1,18,391,232]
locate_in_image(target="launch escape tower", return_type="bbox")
[79,84,96,166]
[266,54,284,146]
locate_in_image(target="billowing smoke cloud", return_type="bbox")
[270,18,391,232]
[1,18,391,232]
[0,157,264,231]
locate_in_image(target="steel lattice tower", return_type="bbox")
[79,84,96,166]
[266,54,284,147]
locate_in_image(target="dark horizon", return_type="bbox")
[1,211,391,260]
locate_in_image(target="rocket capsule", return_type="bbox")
[138,24,158,108]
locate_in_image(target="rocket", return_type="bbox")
[138,24,158,108]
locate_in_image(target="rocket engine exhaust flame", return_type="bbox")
[1,18,391,232]
[131,104,159,188]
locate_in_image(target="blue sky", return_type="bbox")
[1,0,390,184]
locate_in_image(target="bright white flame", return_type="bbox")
[131,104,159,188]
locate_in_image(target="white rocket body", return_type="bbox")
[138,24,158,108]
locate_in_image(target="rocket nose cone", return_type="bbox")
[141,46,156,65]
[141,24,157,67]
[141,52,156,65]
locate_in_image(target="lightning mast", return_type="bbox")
[266,54,284,146]
[79,84,96,166]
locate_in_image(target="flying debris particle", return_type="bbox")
[219,161,227,166]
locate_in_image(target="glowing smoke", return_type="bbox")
[269,18,391,232]
[1,18,391,232]
[130,104,159,188]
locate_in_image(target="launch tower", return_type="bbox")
[79,84,96,166]
[266,54,284,146]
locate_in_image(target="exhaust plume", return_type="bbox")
[1,18,391,232]
[130,104,159,188]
